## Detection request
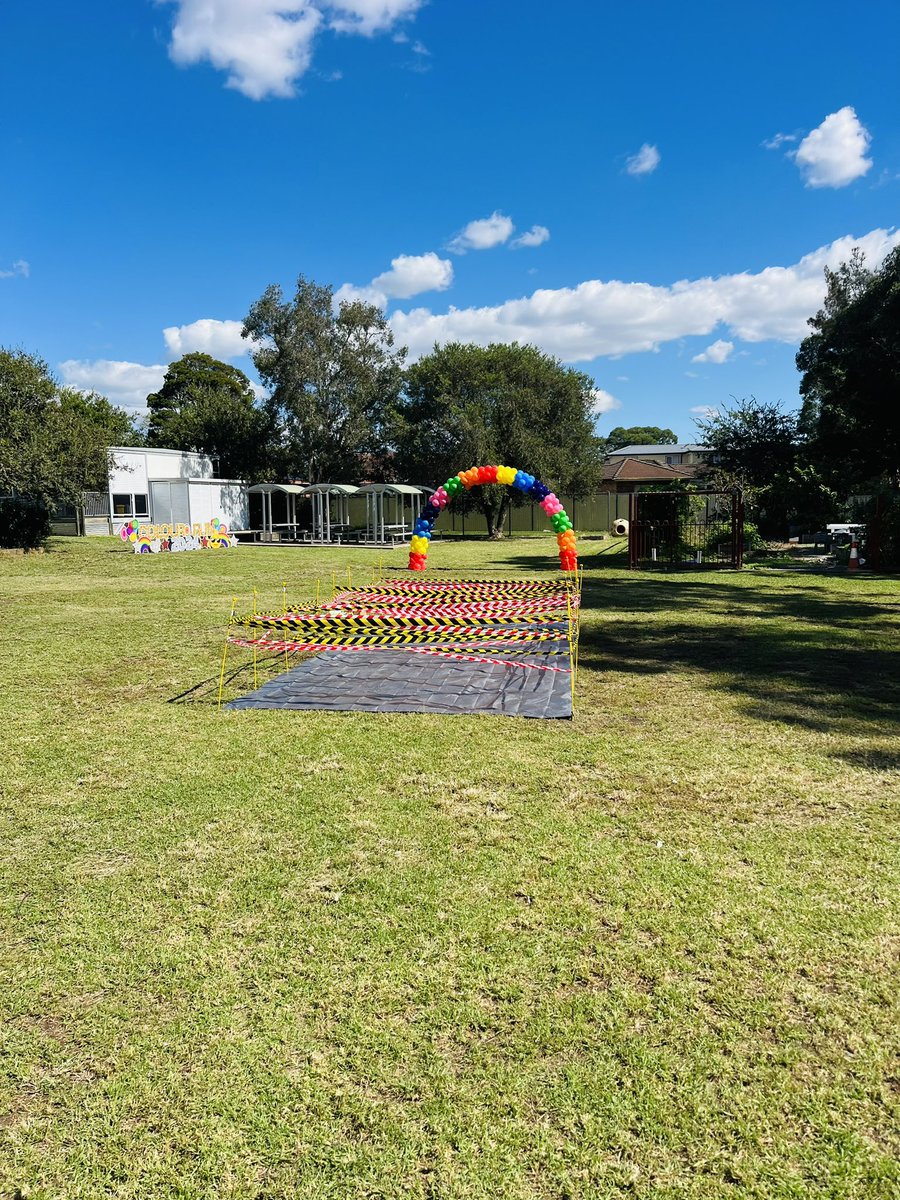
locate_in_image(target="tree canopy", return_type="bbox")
[391,342,604,537]
[146,352,269,480]
[694,397,834,536]
[604,425,678,451]
[243,276,405,483]
[796,246,900,490]
[0,348,120,505]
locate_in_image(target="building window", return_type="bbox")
[665,454,682,465]
[112,493,150,518]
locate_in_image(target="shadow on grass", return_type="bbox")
[169,649,298,706]
[573,572,900,740]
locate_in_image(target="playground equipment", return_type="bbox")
[408,466,577,572]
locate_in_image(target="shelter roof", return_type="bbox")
[300,483,359,496]
[355,482,426,496]
[247,482,307,495]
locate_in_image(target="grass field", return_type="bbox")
[2,536,898,1199]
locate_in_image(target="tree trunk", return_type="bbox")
[486,493,510,540]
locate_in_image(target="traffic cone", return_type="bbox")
[848,538,860,571]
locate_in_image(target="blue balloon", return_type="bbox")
[421,503,439,519]
[512,471,530,491]
[529,480,550,500]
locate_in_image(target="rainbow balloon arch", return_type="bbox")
[408,466,577,572]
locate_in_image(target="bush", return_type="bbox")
[0,496,52,550]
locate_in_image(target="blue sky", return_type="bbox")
[2,0,898,439]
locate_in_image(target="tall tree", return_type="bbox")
[604,425,678,451]
[243,276,405,482]
[0,349,117,500]
[59,388,145,447]
[796,245,900,490]
[392,342,603,538]
[694,397,832,535]
[146,352,270,479]
[0,348,120,546]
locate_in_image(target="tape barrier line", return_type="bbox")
[228,628,564,651]
[227,638,569,674]
[232,614,570,633]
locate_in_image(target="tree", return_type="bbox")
[604,425,678,451]
[694,397,832,536]
[146,352,269,479]
[797,245,900,491]
[242,276,405,482]
[59,388,145,447]
[0,348,120,546]
[392,342,604,538]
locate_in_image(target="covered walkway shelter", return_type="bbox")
[357,483,429,545]
[303,483,359,542]
[247,483,307,541]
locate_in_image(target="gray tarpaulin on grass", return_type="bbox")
[226,644,572,719]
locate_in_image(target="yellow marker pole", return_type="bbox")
[282,580,289,672]
[566,584,576,715]
[252,587,259,689]
[347,564,352,592]
[217,596,238,710]
[331,570,336,600]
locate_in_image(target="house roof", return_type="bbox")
[601,456,698,482]
[608,443,709,456]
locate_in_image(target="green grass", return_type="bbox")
[1,536,898,1199]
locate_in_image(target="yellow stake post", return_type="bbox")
[282,580,289,672]
[217,596,238,710]
[252,587,259,689]
[566,584,576,715]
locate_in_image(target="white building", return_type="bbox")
[79,447,248,536]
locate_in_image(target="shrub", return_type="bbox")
[0,496,52,550]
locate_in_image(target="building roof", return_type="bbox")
[608,443,709,456]
[601,456,698,482]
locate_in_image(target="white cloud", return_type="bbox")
[0,259,29,279]
[511,225,550,249]
[335,251,454,308]
[690,405,719,418]
[794,107,872,188]
[590,389,621,416]
[164,0,421,100]
[388,227,900,362]
[328,0,422,35]
[59,359,167,410]
[448,211,515,253]
[163,318,250,359]
[625,143,660,176]
[763,132,797,150]
[692,338,734,364]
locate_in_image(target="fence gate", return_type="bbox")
[628,490,744,569]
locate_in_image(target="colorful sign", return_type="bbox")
[119,518,237,553]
